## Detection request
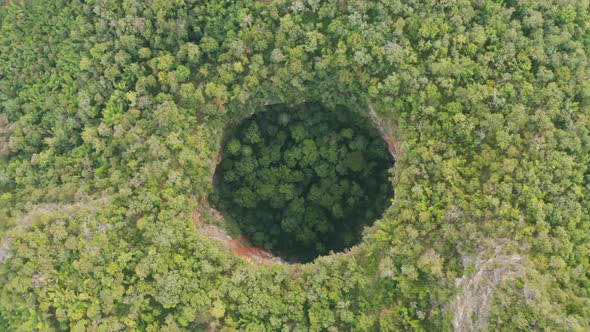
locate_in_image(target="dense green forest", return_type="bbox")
[0,0,589,331]
[212,103,393,262]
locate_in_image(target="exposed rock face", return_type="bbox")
[450,240,526,331]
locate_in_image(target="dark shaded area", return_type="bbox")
[211,103,394,262]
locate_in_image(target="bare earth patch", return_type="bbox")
[192,205,282,266]
[450,239,527,331]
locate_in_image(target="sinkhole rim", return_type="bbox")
[209,102,395,263]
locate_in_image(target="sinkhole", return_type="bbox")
[211,103,394,263]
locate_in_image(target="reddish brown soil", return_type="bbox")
[192,203,280,265]
[229,236,276,263]
[366,105,401,196]
[367,107,399,159]
[384,136,398,158]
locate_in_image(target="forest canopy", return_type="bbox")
[212,103,393,262]
[0,0,589,331]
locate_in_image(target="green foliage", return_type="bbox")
[213,104,393,261]
[0,0,589,330]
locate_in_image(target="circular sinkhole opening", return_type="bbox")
[211,103,394,263]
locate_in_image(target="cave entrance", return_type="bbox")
[211,103,394,263]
